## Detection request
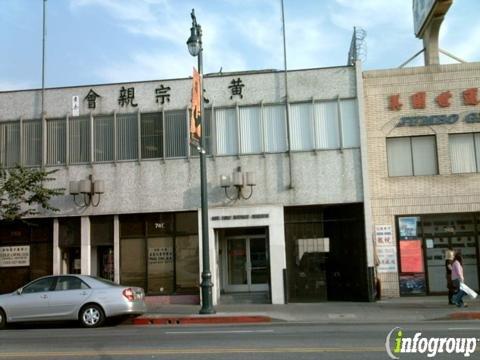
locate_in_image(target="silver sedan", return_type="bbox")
[0,275,146,328]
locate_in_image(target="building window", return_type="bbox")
[141,112,163,159]
[386,135,438,176]
[449,133,480,173]
[215,108,237,155]
[239,106,262,154]
[116,113,138,161]
[263,104,287,152]
[69,115,90,164]
[165,110,187,158]
[289,102,314,151]
[22,119,42,166]
[94,115,114,162]
[290,99,359,152]
[46,118,66,165]
[0,121,20,167]
[314,101,339,149]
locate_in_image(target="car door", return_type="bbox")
[47,276,93,320]
[6,276,56,322]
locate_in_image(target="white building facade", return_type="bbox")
[0,66,372,304]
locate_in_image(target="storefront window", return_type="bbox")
[120,215,144,237]
[175,236,199,293]
[147,237,174,294]
[0,219,52,294]
[91,216,114,281]
[120,212,199,295]
[121,237,146,290]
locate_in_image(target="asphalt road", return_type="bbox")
[1,321,480,359]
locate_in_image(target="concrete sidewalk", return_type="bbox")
[131,296,480,325]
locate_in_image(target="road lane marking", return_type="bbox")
[0,347,385,358]
[165,329,275,335]
[448,327,480,330]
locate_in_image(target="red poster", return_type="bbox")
[400,240,424,273]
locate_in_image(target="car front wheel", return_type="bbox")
[79,304,105,328]
[0,309,6,330]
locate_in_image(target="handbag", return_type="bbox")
[460,282,478,299]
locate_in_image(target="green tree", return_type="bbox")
[0,165,64,221]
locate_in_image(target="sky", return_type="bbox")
[0,0,479,91]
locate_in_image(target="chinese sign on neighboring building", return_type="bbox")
[389,88,479,111]
[375,225,393,246]
[375,225,397,273]
[0,246,30,267]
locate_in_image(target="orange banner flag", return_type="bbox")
[190,67,201,144]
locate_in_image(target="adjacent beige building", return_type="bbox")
[362,62,480,297]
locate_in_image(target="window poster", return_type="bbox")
[399,273,426,295]
[400,239,424,273]
[399,217,419,239]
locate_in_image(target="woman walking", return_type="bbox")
[445,248,455,305]
[451,253,467,307]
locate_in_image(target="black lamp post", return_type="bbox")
[187,9,215,315]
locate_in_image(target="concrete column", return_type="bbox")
[269,207,286,305]
[114,215,120,284]
[52,218,61,275]
[80,216,91,275]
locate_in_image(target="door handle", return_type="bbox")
[40,294,48,299]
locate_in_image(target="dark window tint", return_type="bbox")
[55,276,89,291]
[23,277,56,293]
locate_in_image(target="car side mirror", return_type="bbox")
[16,288,23,295]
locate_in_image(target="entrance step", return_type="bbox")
[220,291,270,304]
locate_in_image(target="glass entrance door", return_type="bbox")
[224,236,269,292]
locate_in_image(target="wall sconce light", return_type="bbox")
[69,175,104,207]
[220,167,256,200]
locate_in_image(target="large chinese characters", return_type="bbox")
[389,88,479,111]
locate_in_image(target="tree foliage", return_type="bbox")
[0,166,64,221]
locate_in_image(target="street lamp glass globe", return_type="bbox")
[187,38,201,57]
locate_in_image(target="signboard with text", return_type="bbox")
[0,246,30,267]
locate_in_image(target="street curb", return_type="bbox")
[131,315,272,326]
[447,312,480,320]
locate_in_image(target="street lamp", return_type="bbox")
[187,9,215,315]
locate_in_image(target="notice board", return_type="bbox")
[400,240,424,273]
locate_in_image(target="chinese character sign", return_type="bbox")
[229,78,245,99]
[118,86,137,107]
[388,88,480,110]
[375,225,393,246]
[85,89,101,109]
[72,96,80,117]
[190,67,201,147]
[155,85,171,105]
